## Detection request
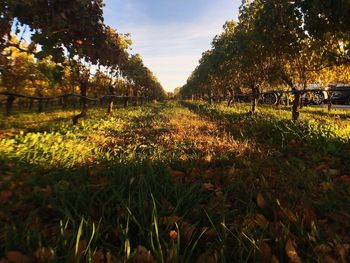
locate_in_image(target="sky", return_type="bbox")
[103,0,241,92]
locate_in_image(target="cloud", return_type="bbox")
[104,0,240,91]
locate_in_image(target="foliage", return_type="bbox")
[180,0,350,117]
[0,0,125,65]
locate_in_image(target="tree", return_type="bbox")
[0,39,36,115]
[300,0,350,64]
[1,0,125,66]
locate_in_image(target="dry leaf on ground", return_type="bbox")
[131,246,156,263]
[5,251,30,263]
[258,242,272,263]
[285,239,301,263]
[256,192,266,209]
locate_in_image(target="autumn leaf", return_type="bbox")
[170,170,186,179]
[5,251,30,263]
[203,228,217,241]
[271,255,280,263]
[34,247,55,262]
[278,205,297,224]
[0,191,12,201]
[255,213,269,228]
[169,230,178,240]
[285,239,301,263]
[131,246,156,263]
[202,183,215,191]
[334,242,349,263]
[258,242,272,263]
[302,208,317,229]
[256,192,266,209]
[336,175,350,184]
[180,221,196,244]
[202,154,212,163]
[93,249,105,263]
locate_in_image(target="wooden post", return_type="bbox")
[5,95,15,116]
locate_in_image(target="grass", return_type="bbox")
[0,101,350,262]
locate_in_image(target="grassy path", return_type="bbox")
[0,102,350,262]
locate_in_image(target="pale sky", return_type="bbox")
[103,0,240,92]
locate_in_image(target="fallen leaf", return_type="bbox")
[169,230,178,240]
[279,206,297,224]
[314,244,332,255]
[5,251,30,263]
[285,239,301,263]
[106,251,116,263]
[131,246,156,263]
[0,191,12,201]
[271,255,280,263]
[256,192,266,209]
[334,242,349,263]
[336,176,350,184]
[93,249,105,263]
[255,213,269,228]
[170,170,186,178]
[202,183,215,191]
[302,208,317,228]
[203,228,217,241]
[203,154,212,163]
[34,247,55,262]
[258,242,272,263]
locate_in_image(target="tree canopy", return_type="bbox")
[180,0,350,116]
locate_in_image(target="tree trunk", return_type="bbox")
[227,89,234,107]
[107,85,114,114]
[73,81,88,125]
[299,95,304,109]
[37,93,43,113]
[292,89,300,121]
[140,96,144,106]
[327,91,332,113]
[124,93,129,108]
[250,87,259,115]
[209,91,213,105]
[5,95,15,116]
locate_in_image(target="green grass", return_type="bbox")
[0,102,349,262]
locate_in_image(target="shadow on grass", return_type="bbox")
[0,151,262,262]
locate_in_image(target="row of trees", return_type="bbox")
[180,0,350,120]
[0,0,166,122]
